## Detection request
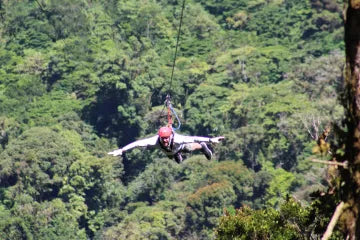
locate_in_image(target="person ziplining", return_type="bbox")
[108,96,225,163]
[107,0,225,163]
[108,126,224,163]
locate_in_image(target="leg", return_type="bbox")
[182,143,202,152]
[183,143,212,160]
[200,142,212,160]
[174,152,183,163]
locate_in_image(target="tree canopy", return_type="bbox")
[0,0,347,239]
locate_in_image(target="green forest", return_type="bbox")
[0,0,351,239]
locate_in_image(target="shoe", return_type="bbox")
[200,142,212,160]
[174,152,183,163]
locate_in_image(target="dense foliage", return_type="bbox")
[0,0,344,239]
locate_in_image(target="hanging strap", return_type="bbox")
[166,94,173,128]
[169,104,181,131]
[165,94,181,131]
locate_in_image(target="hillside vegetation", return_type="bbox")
[0,0,344,239]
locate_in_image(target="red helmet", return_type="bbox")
[158,127,172,138]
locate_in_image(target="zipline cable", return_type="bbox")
[168,0,186,94]
[158,0,185,130]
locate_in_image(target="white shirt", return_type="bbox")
[121,132,211,157]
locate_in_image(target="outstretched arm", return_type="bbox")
[108,135,158,156]
[210,136,225,143]
[175,134,225,144]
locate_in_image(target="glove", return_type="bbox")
[108,149,123,156]
[210,136,225,143]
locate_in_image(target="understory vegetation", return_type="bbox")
[0,0,345,239]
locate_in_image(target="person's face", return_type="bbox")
[160,136,170,147]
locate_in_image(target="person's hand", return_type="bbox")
[108,148,123,156]
[210,136,225,143]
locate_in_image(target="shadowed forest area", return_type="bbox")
[0,0,356,239]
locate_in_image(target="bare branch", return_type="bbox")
[34,0,46,13]
[312,115,319,140]
[311,159,348,169]
[321,201,347,240]
[307,127,315,140]
[301,114,327,140]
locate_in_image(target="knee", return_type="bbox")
[186,143,202,151]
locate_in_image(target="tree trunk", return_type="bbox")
[343,1,360,238]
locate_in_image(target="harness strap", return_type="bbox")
[166,94,173,128]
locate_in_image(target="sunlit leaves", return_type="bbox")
[206,161,254,206]
[184,84,229,135]
[0,127,74,198]
[186,180,236,231]
[223,81,313,170]
[262,162,296,208]
[102,201,185,239]
[127,159,180,203]
[0,0,346,238]
[215,198,309,240]
[0,198,87,240]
